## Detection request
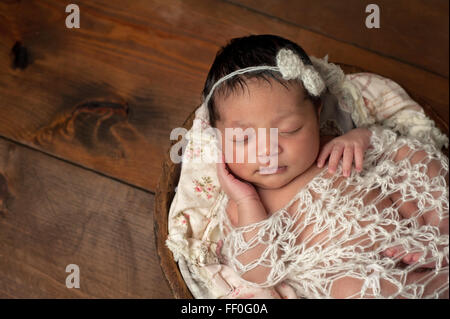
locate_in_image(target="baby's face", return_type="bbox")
[215,78,321,191]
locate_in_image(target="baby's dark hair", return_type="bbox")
[202,34,323,127]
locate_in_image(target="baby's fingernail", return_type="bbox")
[386,248,396,257]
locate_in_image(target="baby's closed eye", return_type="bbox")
[280,126,302,135]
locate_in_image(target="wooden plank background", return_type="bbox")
[0,0,448,298]
[230,0,449,78]
[0,138,172,298]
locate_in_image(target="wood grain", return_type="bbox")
[230,0,449,78]
[0,137,172,298]
[0,0,447,195]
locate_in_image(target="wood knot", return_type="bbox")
[72,99,130,118]
[11,41,29,70]
[0,173,12,217]
[32,98,132,160]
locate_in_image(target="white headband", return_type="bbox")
[202,48,326,108]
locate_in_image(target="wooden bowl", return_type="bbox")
[154,64,449,299]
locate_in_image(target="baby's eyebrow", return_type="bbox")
[229,120,251,127]
[229,112,295,127]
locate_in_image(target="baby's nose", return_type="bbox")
[257,129,280,163]
[257,142,280,157]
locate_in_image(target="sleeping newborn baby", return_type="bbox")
[204,35,449,298]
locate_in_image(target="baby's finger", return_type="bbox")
[317,142,334,168]
[327,145,344,174]
[402,252,423,265]
[383,245,405,258]
[216,151,224,169]
[402,251,440,268]
[342,146,354,177]
[216,163,225,186]
[216,152,229,181]
[354,145,364,172]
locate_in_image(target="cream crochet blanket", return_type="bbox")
[219,126,448,298]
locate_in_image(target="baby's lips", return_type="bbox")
[258,166,279,175]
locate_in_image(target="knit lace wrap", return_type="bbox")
[219,127,449,298]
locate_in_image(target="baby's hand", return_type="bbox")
[383,245,447,269]
[216,152,258,204]
[383,246,425,266]
[317,128,372,177]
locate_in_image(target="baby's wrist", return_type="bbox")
[236,197,268,226]
[235,194,261,206]
[361,127,372,136]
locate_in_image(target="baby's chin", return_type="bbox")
[250,174,295,191]
[230,165,297,190]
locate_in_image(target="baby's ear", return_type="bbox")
[317,99,323,117]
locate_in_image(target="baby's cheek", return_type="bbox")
[221,142,248,163]
[227,162,252,180]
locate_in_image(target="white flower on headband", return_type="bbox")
[276,48,326,97]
